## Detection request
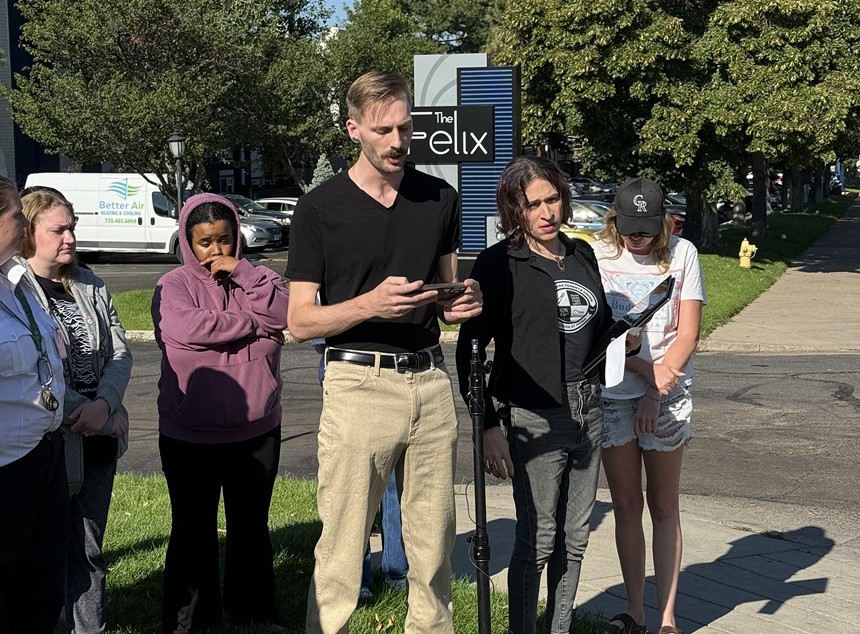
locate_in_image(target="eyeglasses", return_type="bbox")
[621,232,657,239]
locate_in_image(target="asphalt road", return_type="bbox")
[121,342,860,516]
[88,247,289,292]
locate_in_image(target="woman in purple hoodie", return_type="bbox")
[151,193,289,632]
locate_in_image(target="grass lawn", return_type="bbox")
[697,195,853,336]
[113,193,856,338]
[103,474,604,634]
[112,289,157,331]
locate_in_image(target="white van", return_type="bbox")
[25,172,184,260]
[24,172,281,261]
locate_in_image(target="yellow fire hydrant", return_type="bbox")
[739,237,758,269]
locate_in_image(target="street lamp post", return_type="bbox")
[167,132,186,218]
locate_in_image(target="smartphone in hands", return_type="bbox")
[412,282,467,301]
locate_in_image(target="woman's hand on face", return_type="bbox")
[652,362,683,395]
[634,396,660,437]
[69,398,110,436]
[483,425,514,480]
[202,255,240,278]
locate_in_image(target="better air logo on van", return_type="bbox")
[99,178,145,224]
[107,180,143,200]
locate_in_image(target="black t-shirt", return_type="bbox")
[36,275,117,463]
[531,251,604,383]
[286,167,461,352]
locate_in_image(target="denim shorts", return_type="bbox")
[602,386,693,451]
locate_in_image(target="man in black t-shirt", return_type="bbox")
[286,71,482,634]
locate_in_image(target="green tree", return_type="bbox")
[493,0,740,246]
[260,37,342,192]
[324,0,444,156]
[399,0,506,53]
[307,154,339,190]
[493,0,860,245]
[4,0,327,207]
[697,0,860,234]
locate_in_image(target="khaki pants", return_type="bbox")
[306,357,459,634]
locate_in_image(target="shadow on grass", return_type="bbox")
[104,519,322,634]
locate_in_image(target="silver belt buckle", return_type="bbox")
[394,352,417,373]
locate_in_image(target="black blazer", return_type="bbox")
[455,234,614,429]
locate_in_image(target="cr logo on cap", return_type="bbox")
[633,194,648,213]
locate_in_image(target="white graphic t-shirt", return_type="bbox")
[591,236,706,399]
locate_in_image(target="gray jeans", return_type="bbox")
[507,378,603,634]
[65,459,116,634]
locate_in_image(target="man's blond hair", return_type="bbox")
[346,71,411,122]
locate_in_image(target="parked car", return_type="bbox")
[256,197,299,216]
[570,177,616,194]
[566,199,610,234]
[573,191,616,204]
[559,224,596,243]
[239,216,282,252]
[223,194,290,244]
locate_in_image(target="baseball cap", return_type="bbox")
[614,177,665,235]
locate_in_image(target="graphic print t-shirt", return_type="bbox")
[591,236,706,399]
[36,275,116,462]
[531,251,604,383]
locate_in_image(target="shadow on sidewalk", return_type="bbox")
[451,499,614,583]
[576,526,834,632]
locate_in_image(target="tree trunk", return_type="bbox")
[813,163,827,203]
[702,200,722,247]
[683,185,703,246]
[789,168,805,211]
[731,198,746,229]
[782,171,792,211]
[751,152,768,237]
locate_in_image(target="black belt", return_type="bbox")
[326,347,444,373]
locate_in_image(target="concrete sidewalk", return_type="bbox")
[443,201,860,633]
[702,198,860,353]
[449,485,860,633]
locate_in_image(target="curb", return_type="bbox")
[126,329,855,354]
[125,330,463,344]
[697,340,860,354]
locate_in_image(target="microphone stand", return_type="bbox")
[469,339,492,634]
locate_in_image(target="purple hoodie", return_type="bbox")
[152,193,289,443]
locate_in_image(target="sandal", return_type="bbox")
[606,613,646,634]
[658,627,684,634]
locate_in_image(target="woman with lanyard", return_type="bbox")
[20,186,131,634]
[0,175,68,633]
[456,157,638,634]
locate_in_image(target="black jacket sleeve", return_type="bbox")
[455,248,501,430]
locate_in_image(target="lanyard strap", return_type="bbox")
[13,284,44,354]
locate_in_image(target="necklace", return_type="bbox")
[553,246,565,271]
[548,241,566,271]
[532,241,566,271]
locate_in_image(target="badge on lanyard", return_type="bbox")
[14,285,60,412]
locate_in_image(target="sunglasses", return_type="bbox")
[621,231,657,239]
